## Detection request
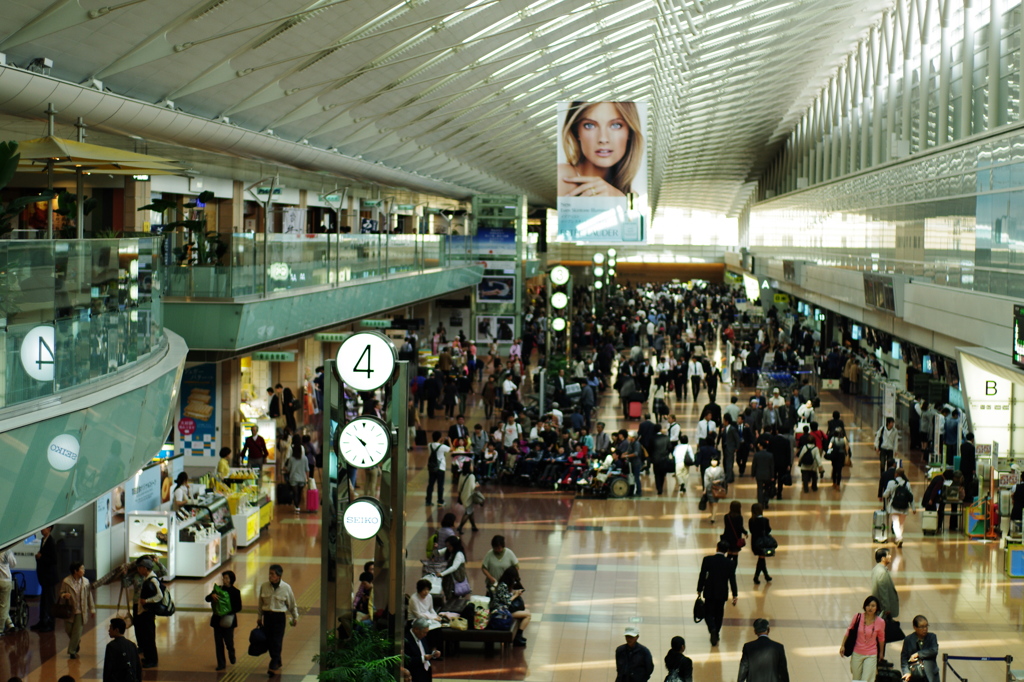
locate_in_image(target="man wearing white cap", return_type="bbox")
[615,626,654,682]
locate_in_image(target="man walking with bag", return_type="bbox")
[696,540,738,647]
[737,618,789,682]
[258,564,299,677]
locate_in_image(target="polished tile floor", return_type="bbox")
[2,372,1022,682]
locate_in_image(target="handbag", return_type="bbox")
[471,489,486,506]
[728,516,746,548]
[907,661,928,681]
[454,577,472,597]
[711,482,727,499]
[448,616,468,631]
[692,596,705,623]
[53,600,74,620]
[114,587,134,629]
[883,616,905,643]
[248,626,269,656]
[509,596,525,612]
[488,607,514,631]
[842,613,860,657]
[698,493,709,511]
[844,454,852,468]
[756,534,779,557]
[219,614,236,628]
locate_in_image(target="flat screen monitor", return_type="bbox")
[922,355,932,374]
[851,324,862,340]
[891,341,901,361]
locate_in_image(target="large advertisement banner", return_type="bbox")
[179,363,217,458]
[556,101,647,243]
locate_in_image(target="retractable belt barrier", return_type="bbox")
[941,653,1015,682]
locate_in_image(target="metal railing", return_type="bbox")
[163,233,446,299]
[0,238,163,410]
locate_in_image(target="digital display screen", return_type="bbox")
[922,355,932,374]
[891,341,901,361]
[851,325,862,340]
[1014,304,1024,369]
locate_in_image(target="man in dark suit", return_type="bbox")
[737,618,789,682]
[405,618,439,682]
[959,432,976,501]
[31,525,59,631]
[900,615,939,682]
[751,439,775,509]
[767,426,791,500]
[448,415,469,442]
[696,540,738,646]
[637,415,657,455]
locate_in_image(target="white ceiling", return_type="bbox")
[0,0,895,213]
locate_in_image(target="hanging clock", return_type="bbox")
[335,416,392,468]
[335,331,397,391]
[343,497,384,540]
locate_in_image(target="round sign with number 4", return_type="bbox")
[335,331,397,391]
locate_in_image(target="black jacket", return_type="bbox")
[768,435,791,473]
[404,630,432,682]
[206,585,243,628]
[103,635,142,682]
[36,532,60,585]
[737,635,789,682]
[696,553,737,602]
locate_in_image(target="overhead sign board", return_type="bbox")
[314,333,352,342]
[252,352,295,362]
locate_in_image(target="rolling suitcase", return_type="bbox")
[276,483,293,505]
[875,658,902,681]
[921,510,938,536]
[873,509,889,543]
[306,487,320,512]
[415,428,428,446]
[628,401,643,419]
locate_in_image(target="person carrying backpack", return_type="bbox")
[795,426,824,492]
[425,432,450,507]
[882,468,917,547]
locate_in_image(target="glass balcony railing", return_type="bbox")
[0,238,163,410]
[163,233,447,299]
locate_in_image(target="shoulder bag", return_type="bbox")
[114,586,134,629]
[711,481,727,499]
[692,596,705,623]
[728,516,746,548]
[842,613,860,657]
[883,616,905,643]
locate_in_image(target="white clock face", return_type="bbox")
[336,417,392,468]
[550,265,570,285]
[551,317,567,331]
[551,292,569,309]
[335,331,397,391]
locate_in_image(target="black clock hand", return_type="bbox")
[356,436,367,447]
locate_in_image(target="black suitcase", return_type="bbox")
[875,659,902,681]
[276,483,293,505]
[415,428,428,446]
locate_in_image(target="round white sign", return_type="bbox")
[335,331,397,391]
[550,265,570,286]
[47,433,80,471]
[551,317,567,332]
[551,292,569,309]
[20,325,56,382]
[343,498,384,540]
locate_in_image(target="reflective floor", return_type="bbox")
[2,376,1022,682]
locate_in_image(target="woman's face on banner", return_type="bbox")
[576,102,629,169]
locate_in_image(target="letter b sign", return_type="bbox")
[985,380,998,396]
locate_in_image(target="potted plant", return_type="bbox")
[312,627,403,682]
[138,190,225,265]
[0,141,56,238]
[54,189,98,238]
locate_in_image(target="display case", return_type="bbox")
[126,510,178,580]
[177,494,234,577]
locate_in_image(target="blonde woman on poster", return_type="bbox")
[558,101,644,198]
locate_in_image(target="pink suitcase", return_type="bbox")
[306,488,320,512]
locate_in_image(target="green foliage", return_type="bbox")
[142,189,223,264]
[547,354,569,372]
[312,627,402,682]
[0,141,56,235]
[54,189,98,224]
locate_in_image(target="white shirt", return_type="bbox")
[0,550,15,581]
[550,408,563,427]
[667,421,681,443]
[696,419,717,441]
[502,378,518,394]
[258,579,299,621]
[502,422,521,447]
[409,591,440,623]
[429,442,450,471]
[688,360,705,378]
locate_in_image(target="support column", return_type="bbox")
[961,0,975,138]
[885,10,900,161]
[937,0,952,145]
[900,0,916,156]
[919,0,933,152]
[987,0,1003,130]
[122,177,151,232]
